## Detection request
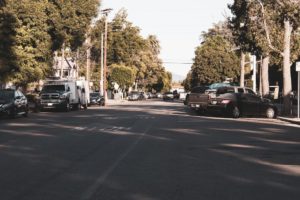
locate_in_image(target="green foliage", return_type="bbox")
[0,2,18,82]
[47,0,100,51]
[0,0,100,86]
[0,0,53,86]
[91,9,172,92]
[109,64,136,90]
[190,33,240,87]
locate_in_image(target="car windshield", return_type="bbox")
[90,93,100,97]
[209,83,231,90]
[42,85,65,93]
[0,90,14,103]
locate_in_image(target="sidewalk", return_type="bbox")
[277,116,300,125]
[275,104,300,125]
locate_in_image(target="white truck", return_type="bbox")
[40,78,90,111]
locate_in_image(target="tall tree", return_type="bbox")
[245,0,300,114]
[91,9,171,92]
[190,31,240,87]
[47,0,100,51]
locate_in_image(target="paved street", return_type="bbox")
[0,99,300,200]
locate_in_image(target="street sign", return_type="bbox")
[296,62,300,72]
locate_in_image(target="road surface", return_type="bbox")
[0,99,300,200]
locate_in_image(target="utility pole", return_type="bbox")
[102,8,112,106]
[86,33,91,82]
[240,52,245,87]
[100,33,104,96]
[60,43,65,78]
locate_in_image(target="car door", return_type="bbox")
[243,89,261,116]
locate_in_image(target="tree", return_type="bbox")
[0,0,53,87]
[190,33,240,87]
[47,0,100,51]
[232,0,300,114]
[109,64,136,91]
[0,1,18,83]
[91,9,172,92]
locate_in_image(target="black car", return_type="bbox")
[208,86,277,118]
[0,89,29,118]
[89,92,105,106]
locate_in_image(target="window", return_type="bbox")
[246,89,255,95]
[238,88,244,93]
[191,86,208,93]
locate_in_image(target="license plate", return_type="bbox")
[211,101,217,105]
[47,103,53,106]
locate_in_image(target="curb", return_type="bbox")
[277,116,300,125]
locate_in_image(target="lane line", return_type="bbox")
[81,125,151,200]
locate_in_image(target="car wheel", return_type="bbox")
[231,106,240,118]
[266,107,276,119]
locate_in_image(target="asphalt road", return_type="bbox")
[0,99,300,200]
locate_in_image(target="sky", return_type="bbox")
[101,0,233,78]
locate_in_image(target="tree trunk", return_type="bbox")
[60,43,65,78]
[240,52,245,87]
[261,56,270,96]
[282,19,292,115]
[86,35,91,82]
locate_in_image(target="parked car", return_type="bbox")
[0,89,29,118]
[128,91,142,101]
[163,92,174,101]
[208,86,277,118]
[89,92,105,106]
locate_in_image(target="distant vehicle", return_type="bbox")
[156,93,163,98]
[0,89,28,118]
[208,86,277,118]
[89,92,105,106]
[128,91,141,101]
[163,92,174,101]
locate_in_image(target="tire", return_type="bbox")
[266,107,276,119]
[231,106,240,118]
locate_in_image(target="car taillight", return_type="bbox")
[221,99,231,104]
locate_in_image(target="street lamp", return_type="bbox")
[101,8,112,106]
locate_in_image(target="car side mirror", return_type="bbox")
[67,87,70,92]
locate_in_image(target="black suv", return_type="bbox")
[0,89,29,118]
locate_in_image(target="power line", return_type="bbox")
[163,62,193,65]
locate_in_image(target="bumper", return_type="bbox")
[189,102,207,110]
[40,100,67,109]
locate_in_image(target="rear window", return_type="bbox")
[191,86,208,93]
[217,87,235,95]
